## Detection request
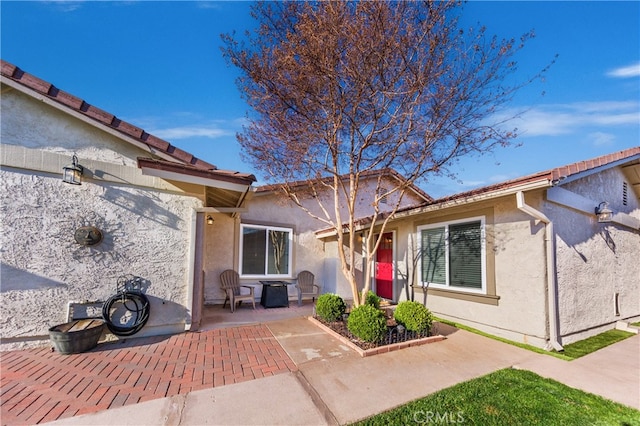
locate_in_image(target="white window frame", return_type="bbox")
[417,216,486,294]
[239,224,293,278]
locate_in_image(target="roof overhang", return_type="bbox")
[138,158,256,211]
[138,157,255,192]
[1,75,180,164]
[314,178,551,239]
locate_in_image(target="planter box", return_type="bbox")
[308,316,446,357]
[49,319,105,355]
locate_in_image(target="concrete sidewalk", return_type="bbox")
[40,318,639,425]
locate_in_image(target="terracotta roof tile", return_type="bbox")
[430,146,640,204]
[316,147,640,236]
[1,61,16,76]
[81,103,115,125]
[15,69,51,94]
[111,118,144,140]
[257,167,433,202]
[0,59,225,173]
[167,146,196,165]
[137,157,256,185]
[141,132,170,151]
[47,86,84,109]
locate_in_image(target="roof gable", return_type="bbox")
[256,167,433,203]
[316,147,640,237]
[1,60,256,185]
[430,147,640,206]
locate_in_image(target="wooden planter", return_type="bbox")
[48,319,105,355]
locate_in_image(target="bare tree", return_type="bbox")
[222,1,551,306]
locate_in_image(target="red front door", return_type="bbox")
[375,233,393,300]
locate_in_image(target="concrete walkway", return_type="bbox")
[2,317,638,425]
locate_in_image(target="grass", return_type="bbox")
[631,321,640,327]
[561,329,635,359]
[435,317,636,360]
[351,369,640,426]
[434,317,573,361]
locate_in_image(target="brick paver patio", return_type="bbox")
[0,324,297,425]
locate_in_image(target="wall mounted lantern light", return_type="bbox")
[595,201,613,223]
[206,215,215,225]
[62,154,83,185]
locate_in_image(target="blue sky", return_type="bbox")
[2,1,638,198]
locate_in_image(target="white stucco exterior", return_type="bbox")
[1,85,203,350]
[366,164,640,349]
[549,168,640,344]
[2,61,638,353]
[201,177,426,304]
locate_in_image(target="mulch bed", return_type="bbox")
[314,316,429,351]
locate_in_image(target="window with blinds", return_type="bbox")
[421,227,446,285]
[449,221,482,289]
[418,218,484,292]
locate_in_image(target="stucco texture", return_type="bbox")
[394,198,550,347]
[550,168,640,344]
[1,89,202,349]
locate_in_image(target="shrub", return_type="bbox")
[362,290,381,309]
[393,301,433,334]
[347,304,387,343]
[315,293,346,322]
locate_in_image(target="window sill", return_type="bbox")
[412,286,500,306]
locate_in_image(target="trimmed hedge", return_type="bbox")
[393,301,433,334]
[363,290,381,309]
[315,293,346,322]
[347,304,387,343]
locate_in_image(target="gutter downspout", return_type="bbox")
[516,191,564,351]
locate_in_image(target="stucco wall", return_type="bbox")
[393,196,550,347]
[202,213,238,302]
[1,88,202,350]
[548,168,640,344]
[201,193,330,304]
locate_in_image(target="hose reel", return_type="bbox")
[102,274,150,336]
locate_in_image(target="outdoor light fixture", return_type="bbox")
[595,201,613,223]
[206,215,215,225]
[62,154,83,185]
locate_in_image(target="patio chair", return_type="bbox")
[295,270,320,306]
[220,270,256,313]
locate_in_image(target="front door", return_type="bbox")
[375,232,394,300]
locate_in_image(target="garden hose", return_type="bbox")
[102,291,150,336]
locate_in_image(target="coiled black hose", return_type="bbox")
[102,291,150,336]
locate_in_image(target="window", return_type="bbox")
[240,224,292,277]
[418,217,485,293]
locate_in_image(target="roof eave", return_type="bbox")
[314,178,551,239]
[138,158,256,192]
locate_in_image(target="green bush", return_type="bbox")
[315,293,346,322]
[347,304,387,343]
[393,301,433,334]
[362,290,381,309]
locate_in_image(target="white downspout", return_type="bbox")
[516,191,564,351]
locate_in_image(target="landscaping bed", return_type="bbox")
[311,294,445,356]
[309,314,446,356]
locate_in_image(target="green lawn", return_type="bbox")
[561,329,635,359]
[351,369,640,426]
[435,317,636,360]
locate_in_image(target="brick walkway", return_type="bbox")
[0,324,297,425]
